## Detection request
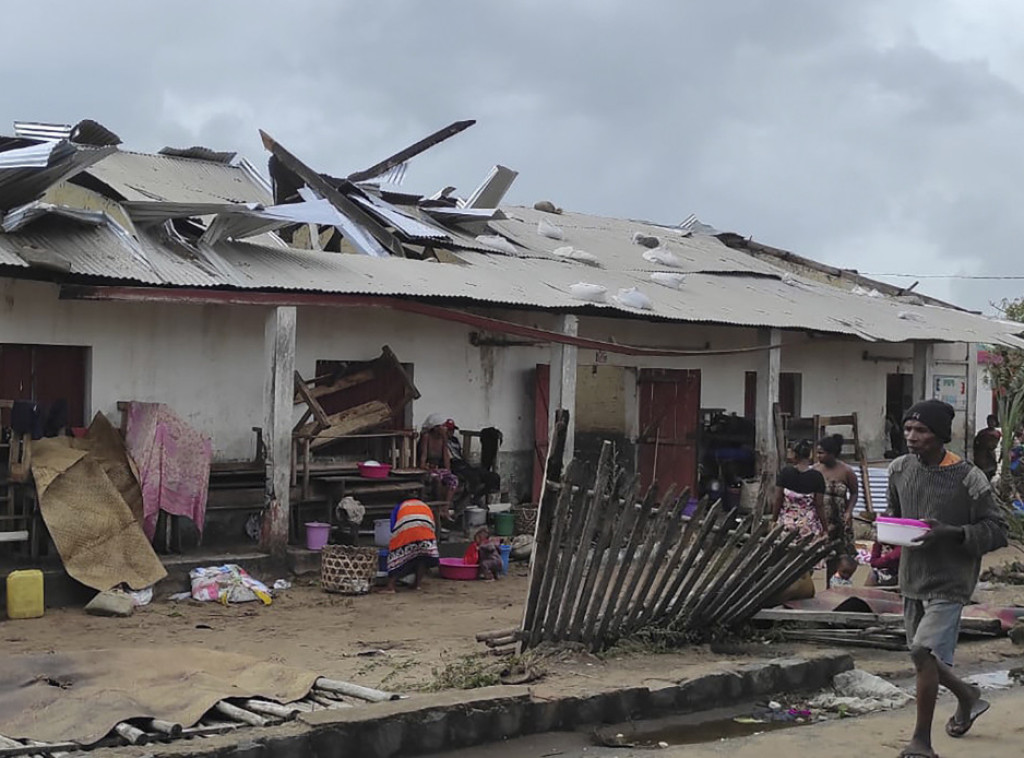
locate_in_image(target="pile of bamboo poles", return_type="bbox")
[0,678,398,756]
[518,442,834,652]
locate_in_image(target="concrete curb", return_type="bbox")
[121,652,854,758]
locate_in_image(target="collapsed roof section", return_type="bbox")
[0,116,1021,349]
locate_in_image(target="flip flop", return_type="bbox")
[945,699,990,738]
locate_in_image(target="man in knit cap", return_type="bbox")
[888,398,1007,757]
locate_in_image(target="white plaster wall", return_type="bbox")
[1,277,982,468]
[0,278,266,460]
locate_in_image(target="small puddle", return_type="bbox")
[595,703,815,748]
[609,717,805,748]
[965,668,1024,690]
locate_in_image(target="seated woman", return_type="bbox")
[418,415,458,521]
[385,498,440,592]
[865,540,901,587]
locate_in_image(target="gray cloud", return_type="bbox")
[2,0,1022,311]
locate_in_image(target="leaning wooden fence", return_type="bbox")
[516,441,834,652]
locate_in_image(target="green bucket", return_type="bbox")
[493,511,515,537]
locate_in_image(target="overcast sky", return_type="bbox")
[4,1,1022,312]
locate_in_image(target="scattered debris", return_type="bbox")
[473,234,518,254]
[808,669,912,715]
[650,272,686,289]
[1010,621,1024,646]
[84,590,134,618]
[631,231,661,249]
[189,565,273,605]
[533,200,563,214]
[553,245,600,265]
[537,218,564,240]
[642,247,682,267]
[613,287,653,311]
[569,282,607,303]
[981,560,1024,584]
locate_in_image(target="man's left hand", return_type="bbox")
[912,519,964,546]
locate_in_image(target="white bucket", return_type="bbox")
[374,519,392,548]
[488,502,513,514]
[465,507,487,528]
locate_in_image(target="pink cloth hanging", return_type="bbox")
[125,402,212,540]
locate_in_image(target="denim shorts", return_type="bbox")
[904,598,963,666]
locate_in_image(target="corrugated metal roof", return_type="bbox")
[489,207,783,276]
[85,151,273,205]
[0,145,1020,348]
[0,143,116,212]
[13,122,72,141]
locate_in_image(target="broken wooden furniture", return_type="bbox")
[291,346,420,499]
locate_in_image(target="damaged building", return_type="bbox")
[1,117,1021,561]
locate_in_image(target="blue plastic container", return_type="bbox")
[499,544,512,574]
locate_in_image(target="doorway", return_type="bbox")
[0,344,88,428]
[637,369,701,498]
[886,373,913,456]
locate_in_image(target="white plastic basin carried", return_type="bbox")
[876,516,930,547]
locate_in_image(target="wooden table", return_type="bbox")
[311,471,427,530]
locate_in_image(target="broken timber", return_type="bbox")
[517,440,835,652]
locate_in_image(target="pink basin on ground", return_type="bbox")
[438,558,478,580]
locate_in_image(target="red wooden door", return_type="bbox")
[637,369,700,497]
[533,364,550,503]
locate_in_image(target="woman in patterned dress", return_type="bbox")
[814,434,860,587]
[772,439,828,544]
[384,499,440,592]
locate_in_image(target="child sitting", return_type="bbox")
[830,554,857,587]
[865,541,901,587]
[464,528,503,581]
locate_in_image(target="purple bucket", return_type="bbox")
[304,521,330,551]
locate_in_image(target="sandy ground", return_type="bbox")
[2,548,1022,696]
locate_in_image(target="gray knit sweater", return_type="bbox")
[887,454,1008,604]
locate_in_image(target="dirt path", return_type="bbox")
[3,547,1021,694]
[423,685,1024,758]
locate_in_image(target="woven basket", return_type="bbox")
[514,506,539,535]
[321,545,378,595]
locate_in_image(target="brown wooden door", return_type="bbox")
[533,364,550,503]
[637,368,700,497]
[0,344,88,428]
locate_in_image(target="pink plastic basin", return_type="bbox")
[358,462,392,479]
[438,558,478,581]
[876,516,930,547]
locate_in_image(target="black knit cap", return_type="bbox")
[903,399,955,443]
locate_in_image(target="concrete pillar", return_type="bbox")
[912,342,935,403]
[965,343,978,459]
[262,306,296,558]
[547,314,579,464]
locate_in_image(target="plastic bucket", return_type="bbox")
[466,507,487,528]
[494,511,515,537]
[499,544,511,574]
[378,549,388,573]
[374,519,392,548]
[304,522,331,552]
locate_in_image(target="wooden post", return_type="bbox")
[754,328,781,521]
[262,306,297,559]
[912,341,935,402]
[965,342,978,460]
[547,314,579,466]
